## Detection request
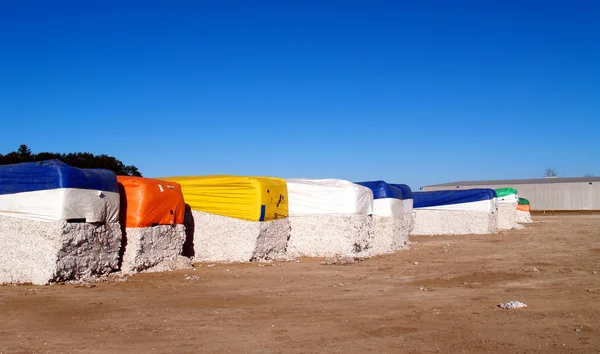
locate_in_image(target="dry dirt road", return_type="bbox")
[1,215,600,353]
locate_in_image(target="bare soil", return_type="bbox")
[1,215,600,353]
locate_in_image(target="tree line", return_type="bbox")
[0,145,142,176]
[545,168,594,178]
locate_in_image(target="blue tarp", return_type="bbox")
[354,180,403,200]
[485,189,498,199]
[390,184,412,200]
[413,189,496,208]
[0,160,119,195]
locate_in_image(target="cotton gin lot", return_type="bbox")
[1,215,600,353]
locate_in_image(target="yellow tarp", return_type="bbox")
[159,175,288,222]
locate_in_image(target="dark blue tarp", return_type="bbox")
[485,189,498,199]
[0,160,118,195]
[355,180,403,200]
[413,189,495,208]
[390,184,412,200]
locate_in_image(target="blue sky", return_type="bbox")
[1,1,598,190]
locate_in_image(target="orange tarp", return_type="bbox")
[517,204,531,212]
[117,176,185,228]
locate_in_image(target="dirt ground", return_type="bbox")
[1,215,600,353]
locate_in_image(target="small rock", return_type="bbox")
[593,271,598,275]
[207,264,216,268]
[185,276,200,281]
[321,256,361,265]
[575,328,581,332]
[74,283,96,288]
[413,262,419,265]
[418,286,428,291]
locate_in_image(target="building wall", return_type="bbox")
[423,182,600,211]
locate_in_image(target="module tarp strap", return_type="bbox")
[117,176,185,228]
[286,178,373,216]
[0,160,120,222]
[160,175,288,222]
[413,189,496,212]
[355,180,404,217]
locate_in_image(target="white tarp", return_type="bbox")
[286,178,373,215]
[0,188,120,222]
[498,194,519,204]
[372,198,404,217]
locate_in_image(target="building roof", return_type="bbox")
[424,176,600,188]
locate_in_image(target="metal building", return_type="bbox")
[422,177,600,211]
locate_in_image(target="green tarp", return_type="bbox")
[518,198,530,205]
[495,187,518,197]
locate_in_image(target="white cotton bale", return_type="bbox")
[490,207,499,231]
[367,197,409,255]
[0,215,122,285]
[403,211,416,234]
[286,214,374,258]
[184,210,290,263]
[120,224,187,273]
[497,202,519,230]
[141,255,194,273]
[410,210,498,236]
[516,210,533,223]
[368,216,410,256]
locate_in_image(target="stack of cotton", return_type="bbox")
[0,160,122,285]
[496,188,521,230]
[411,189,499,236]
[356,181,410,255]
[161,175,290,263]
[516,198,533,223]
[391,183,415,234]
[117,176,187,273]
[285,178,374,258]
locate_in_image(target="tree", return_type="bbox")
[17,144,32,159]
[544,168,558,178]
[0,145,142,176]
